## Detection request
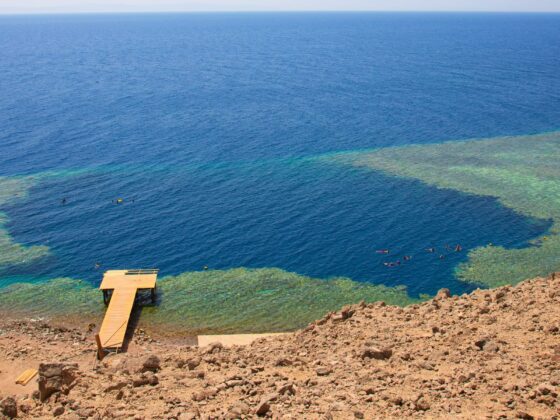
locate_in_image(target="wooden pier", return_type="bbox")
[96,269,158,358]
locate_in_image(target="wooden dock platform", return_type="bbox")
[97,269,158,355]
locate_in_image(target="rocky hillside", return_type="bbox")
[1,273,560,419]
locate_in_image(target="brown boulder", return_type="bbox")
[38,363,78,402]
[142,355,161,372]
[435,288,451,300]
[361,346,392,360]
[0,397,17,418]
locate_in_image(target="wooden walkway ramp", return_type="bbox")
[97,269,158,355]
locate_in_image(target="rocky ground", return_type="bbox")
[1,273,560,419]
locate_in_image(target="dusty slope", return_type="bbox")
[1,273,560,419]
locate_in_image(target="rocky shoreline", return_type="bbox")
[1,274,560,419]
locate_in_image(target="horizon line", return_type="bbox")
[2,10,560,16]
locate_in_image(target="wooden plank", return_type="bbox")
[98,287,137,348]
[100,269,157,290]
[16,368,38,385]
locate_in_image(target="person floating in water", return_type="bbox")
[376,249,390,254]
[384,260,401,267]
[403,255,412,261]
[94,262,101,269]
[426,247,436,253]
[61,197,67,205]
[203,265,209,270]
[455,244,462,252]
[439,255,445,260]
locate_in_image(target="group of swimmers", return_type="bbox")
[379,244,463,268]
[61,197,134,205]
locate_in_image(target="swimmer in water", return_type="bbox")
[61,198,67,205]
[455,244,462,252]
[426,247,436,253]
[403,255,412,261]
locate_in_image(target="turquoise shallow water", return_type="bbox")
[0,13,559,331]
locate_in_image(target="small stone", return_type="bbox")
[203,342,223,354]
[53,405,65,417]
[255,395,278,416]
[278,382,296,396]
[316,367,332,376]
[275,358,292,367]
[227,401,250,418]
[255,401,270,416]
[186,357,201,370]
[414,398,430,411]
[340,305,355,319]
[132,377,148,387]
[389,396,404,406]
[474,338,488,350]
[104,381,128,393]
[142,355,160,372]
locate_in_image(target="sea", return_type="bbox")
[1,12,559,298]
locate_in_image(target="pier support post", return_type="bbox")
[95,334,105,360]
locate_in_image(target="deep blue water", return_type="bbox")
[1,13,559,296]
